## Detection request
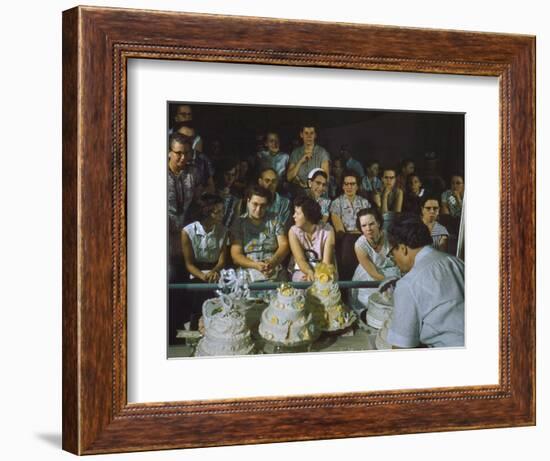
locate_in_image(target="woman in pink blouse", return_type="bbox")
[288,196,336,281]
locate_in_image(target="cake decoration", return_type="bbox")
[305,263,356,333]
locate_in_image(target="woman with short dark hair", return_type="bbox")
[402,173,425,214]
[288,196,336,282]
[181,193,228,283]
[420,195,449,252]
[330,169,372,280]
[307,168,330,223]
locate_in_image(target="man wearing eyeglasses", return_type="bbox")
[385,214,464,348]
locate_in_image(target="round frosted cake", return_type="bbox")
[258,284,319,346]
[305,263,356,333]
[366,291,394,329]
[195,298,255,357]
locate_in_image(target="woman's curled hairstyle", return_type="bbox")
[293,195,323,224]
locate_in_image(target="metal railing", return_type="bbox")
[169,280,380,291]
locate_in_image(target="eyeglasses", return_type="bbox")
[386,244,398,260]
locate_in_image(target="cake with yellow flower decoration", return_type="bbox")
[305,263,356,333]
[258,283,320,346]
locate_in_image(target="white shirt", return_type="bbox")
[183,221,227,264]
[387,246,465,348]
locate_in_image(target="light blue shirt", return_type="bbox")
[267,192,291,227]
[387,246,465,348]
[362,175,383,193]
[256,150,290,180]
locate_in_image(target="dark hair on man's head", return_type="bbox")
[213,158,239,190]
[169,132,192,149]
[387,213,432,249]
[419,194,440,209]
[293,195,322,224]
[356,207,383,231]
[300,123,318,133]
[340,169,361,188]
[245,184,272,204]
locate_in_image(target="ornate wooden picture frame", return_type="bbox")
[62,6,535,454]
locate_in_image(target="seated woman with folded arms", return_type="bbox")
[180,193,228,329]
[288,196,336,282]
[330,169,372,280]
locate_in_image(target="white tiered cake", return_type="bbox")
[305,263,356,333]
[195,269,256,357]
[258,284,319,346]
[195,298,255,356]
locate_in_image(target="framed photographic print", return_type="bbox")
[62,5,535,454]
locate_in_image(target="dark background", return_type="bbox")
[168,102,464,183]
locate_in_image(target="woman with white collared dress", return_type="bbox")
[180,193,229,327]
[330,169,372,280]
[350,207,400,315]
[181,193,228,282]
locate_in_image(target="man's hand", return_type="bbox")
[261,259,275,277]
[255,261,270,274]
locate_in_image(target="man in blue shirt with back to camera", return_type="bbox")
[385,213,465,348]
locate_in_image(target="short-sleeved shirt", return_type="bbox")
[330,194,371,232]
[315,196,331,218]
[387,246,465,348]
[289,223,334,280]
[267,192,291,227]
[183,221,227,264]
[256,150,290,180]
[430,222,449,251]
[441,190,463,218]
[362,175,383,193]
[289,144,330,185]
[230,213,285,262]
